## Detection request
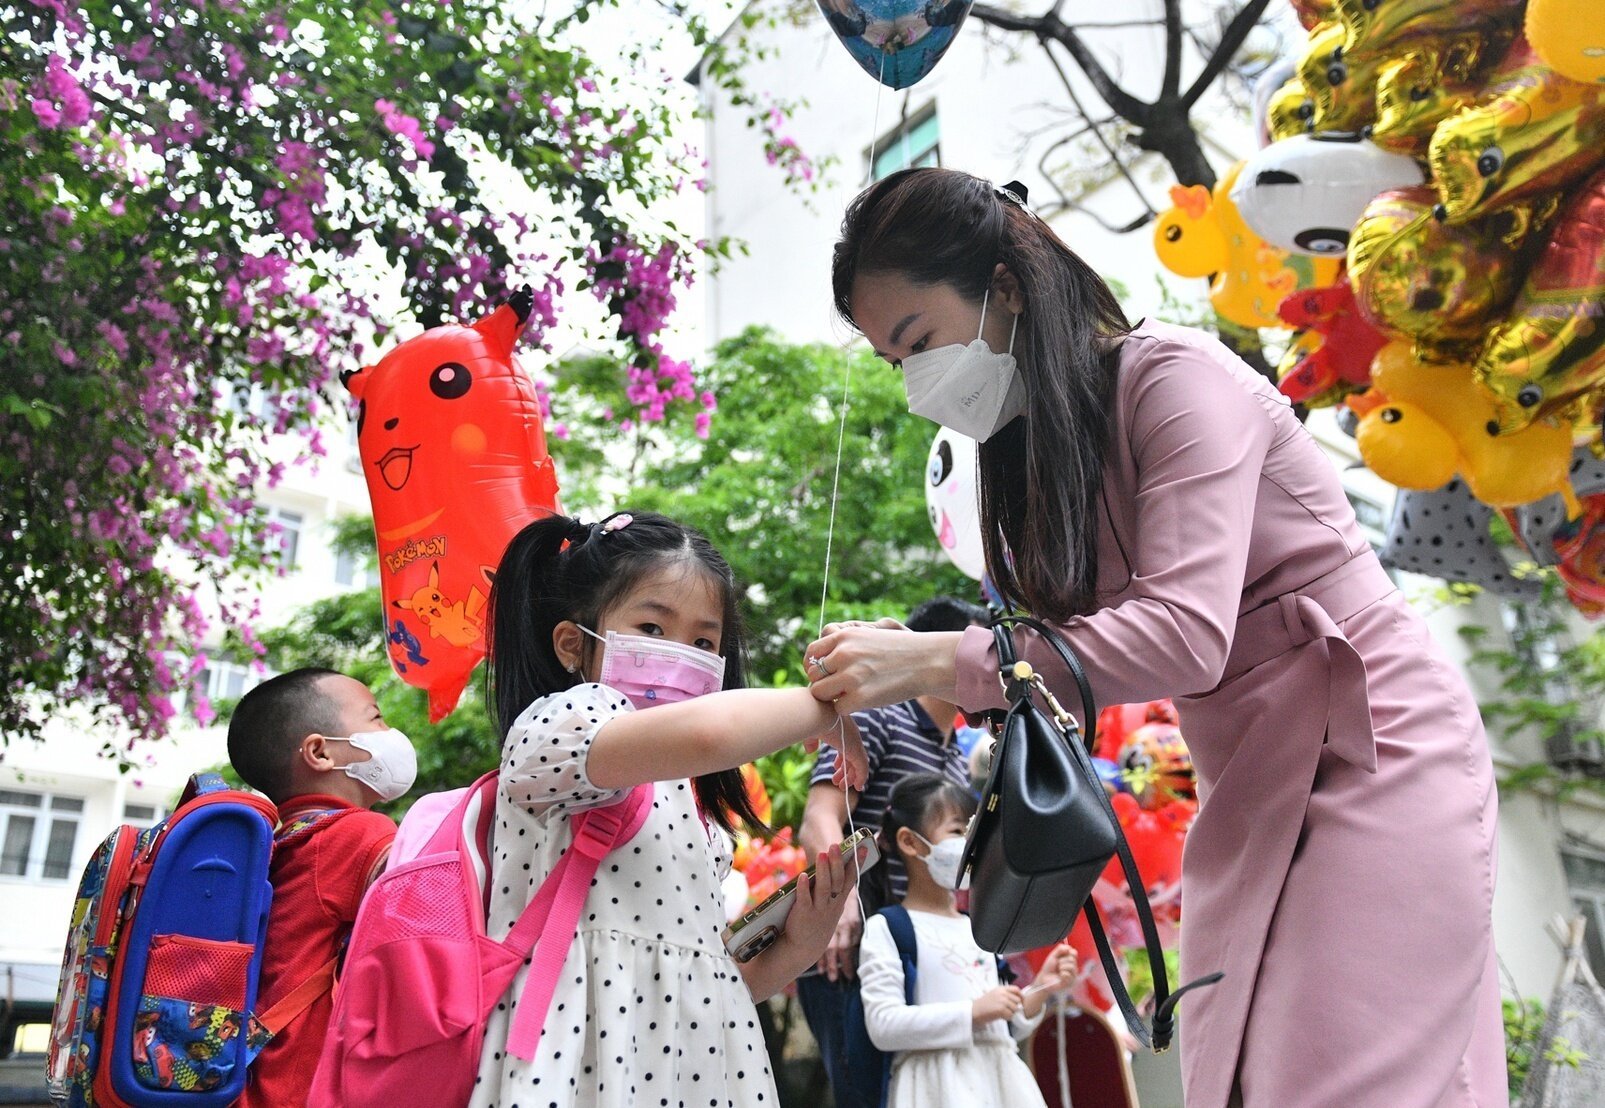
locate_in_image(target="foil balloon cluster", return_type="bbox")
[344,288,562,720]
[1228,3,1605,616]
[815,0,974,90]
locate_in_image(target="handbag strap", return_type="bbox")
[989,615,1222,1053]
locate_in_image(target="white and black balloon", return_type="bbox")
[817,0,974,90]
[926,428,986,580]
[1379,481,1541,598]
[1231,133,1424,256]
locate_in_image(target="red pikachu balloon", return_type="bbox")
[342,287,562,721]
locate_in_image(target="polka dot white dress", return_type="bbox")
[469,683,776,1108]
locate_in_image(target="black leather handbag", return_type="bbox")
[957,615,1221,1051]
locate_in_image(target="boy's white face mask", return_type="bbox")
[899,289,1024,443]
[327,728,417,801]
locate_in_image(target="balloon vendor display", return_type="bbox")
[925,427,985,579]
[1027,700,1196,1017]
[815,0,974,90]
[1181,4,1605,619]
[343,288,562,720]
[1151,163,1339,330]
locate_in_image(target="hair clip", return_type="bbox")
[993,180,1030,209]
[600,513,634,535]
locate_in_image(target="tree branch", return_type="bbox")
[1161,0,1183,99]
[971,4,1150,125]
[1181,0,1274,110]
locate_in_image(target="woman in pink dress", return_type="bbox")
[805,167,1507,1108]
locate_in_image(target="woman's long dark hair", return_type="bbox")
[832,167,1132,620]
[487,510,766,835]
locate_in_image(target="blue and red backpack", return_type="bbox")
[45,773,341,1107]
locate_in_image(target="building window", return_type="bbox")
[333,547,371,589]
[346,406,364,473]
[871,108,939,181]
[1562,848,1605,982]
[123,803,162,826]
[0,790,83,881]
[270,508,304,570]
[194,657,270,707]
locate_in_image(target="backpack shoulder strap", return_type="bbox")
[254,955,340,1038]
[502,784,655,1061]
[879,905,918,1006]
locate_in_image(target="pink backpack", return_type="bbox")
[307,771,652,1107]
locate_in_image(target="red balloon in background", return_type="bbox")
[1093,700,1178,763]
[1556,494,1605,613]
[1117,722,1198,810]
[1276,276,1390,404]
[343,289,561,721]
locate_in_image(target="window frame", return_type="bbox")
[0,789,85,883]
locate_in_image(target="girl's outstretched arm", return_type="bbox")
[587,687,868,791]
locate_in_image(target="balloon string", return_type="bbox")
[815,50,883,644]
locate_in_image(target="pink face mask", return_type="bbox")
[580,626,726,710]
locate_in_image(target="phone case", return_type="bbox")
[722,828,881,962]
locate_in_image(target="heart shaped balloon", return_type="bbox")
[817,0,974,90]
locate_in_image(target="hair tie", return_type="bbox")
[562,517,593,550]
[599,513,634,535]
[993,180,1029,209]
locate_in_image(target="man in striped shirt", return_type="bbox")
[796,595,989,1102]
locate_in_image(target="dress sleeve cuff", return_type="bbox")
[954,624,1007,712]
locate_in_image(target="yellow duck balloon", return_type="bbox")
[1356,342,1580,513]
[1477,168,1605,435]
[1526,0,1605,85]
[1429,40,1605,223]
[1152,163,1339,331]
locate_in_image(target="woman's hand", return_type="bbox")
[804,625,963,715]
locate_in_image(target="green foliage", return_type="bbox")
[548,327,979,677]
[1459,571,1605,800]
[1505,995,1544,1098]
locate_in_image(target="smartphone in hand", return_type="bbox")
[722,828,881,963]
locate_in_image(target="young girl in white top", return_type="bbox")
[472,511,868,1108]
[858,774,1076,1108]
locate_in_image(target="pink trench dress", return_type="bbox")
[952,321,1507,1108]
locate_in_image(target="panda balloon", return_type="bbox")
[925,428,985,580]
[1231,132,1423,256]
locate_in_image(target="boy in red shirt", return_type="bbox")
[226,667,413,1107]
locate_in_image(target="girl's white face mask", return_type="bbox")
[899,289,1024,443]
[326,728,417,802]
[911,830,971,891]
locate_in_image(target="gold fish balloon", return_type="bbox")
[1369,33,1511,157]
[1297,21,1383,133]
[1357,342,1579,512]
[1429,53,1605,223]
[1267,76,1314,142]
[1527,0,1605,85]
[1477,169,1605,435]
[1346,186,1532,352]
[1336,0,1525,57]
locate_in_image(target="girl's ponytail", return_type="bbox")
[487,513,581,737]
